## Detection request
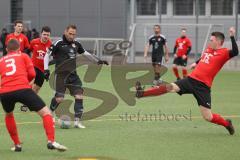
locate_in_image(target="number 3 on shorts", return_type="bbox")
[5,58,16,76]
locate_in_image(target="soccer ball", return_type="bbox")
[57,115,71,129]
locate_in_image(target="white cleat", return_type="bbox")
[11,144,22,152]
[47,141,67,152]
[74,121,86,129]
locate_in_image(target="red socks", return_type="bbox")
[5,113,21,145]
[182,68,188,78]
[42,114,55,143]
[143,85,168,97]
[210,113,229,127]
[173,67,180,79]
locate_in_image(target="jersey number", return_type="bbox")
[5,59,16,76]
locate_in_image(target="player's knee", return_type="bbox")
[75,94,83,99]
[37,106,51,117]
[56,97,64,103]
[74,89,84,99]
[5,112,14,117]
[202,114,212,122]
[168,83,180,92]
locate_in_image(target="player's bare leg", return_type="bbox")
[153,64,163,85]
[73,93,85,129]
[199,106,235,135]
[5,112,22,152]
[172,64,181,80]
[135,82,180,98]
[32,84,41,94]
[37,106,67,151]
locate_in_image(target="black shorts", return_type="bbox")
[152,54,163,65]
[0,89,46,113]
[173,57,187,66]
[174,77,211,109]
[34,67,45,87]
[55,71,83,97]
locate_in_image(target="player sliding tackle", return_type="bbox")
[136,27,238,135]
[0,39,67,152]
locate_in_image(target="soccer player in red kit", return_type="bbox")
[30,26,52,93]
[173,28,192,80]
[136,27,238,135]
[20,26,52,112]
[0,39,67,152]
[5,20,30,56]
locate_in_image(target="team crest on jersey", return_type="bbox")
[72,43,76,48]
[19,38,23,42]
[158,38,161,41]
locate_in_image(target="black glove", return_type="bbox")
[97,60,109,65]
[44,70,50,81]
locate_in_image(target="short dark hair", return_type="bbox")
[154,25,161,29]
[66,24,77,31]
[181,28,187,31]
[211,32,225,43]
[41,26,51,33]
[7,39,20,51]
[14,20,23,26]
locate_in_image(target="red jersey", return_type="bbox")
[175,37,192,57]
[0,51,36,94]
[189,47,230,87]
[30,38,52,72]
[5,33,30,52]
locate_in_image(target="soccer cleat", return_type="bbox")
[74,121,86,129]
[47,142,67,152]
[225,119,235,135]
[11,144,22,152]
[20,105,28,112]
[135,81,144,98]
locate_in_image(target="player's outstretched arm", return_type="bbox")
[229,27,239,58]
[83,51,109,65]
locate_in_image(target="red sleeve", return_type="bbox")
[23,53,35,81]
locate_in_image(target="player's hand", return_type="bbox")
[44,70,50,81]
[174,54,177,58]
[97,60,109,65]
[189,63,197,70]
[182,55,187,60]
[229,27,235,37]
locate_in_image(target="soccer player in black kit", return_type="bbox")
[144,25,169,85]
[44,25,108,128]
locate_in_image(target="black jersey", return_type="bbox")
[49,35,85,72]
[148,34,166,56]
